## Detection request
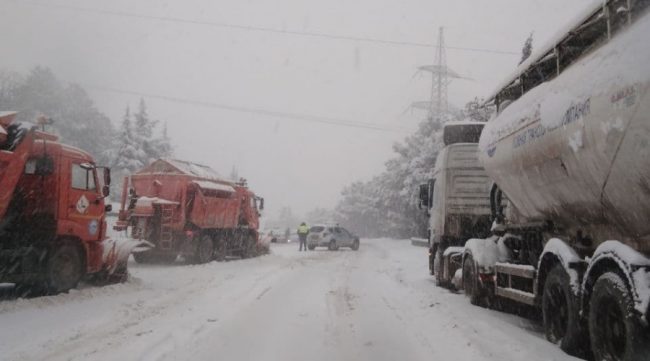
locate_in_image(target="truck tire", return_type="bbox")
[328,240,338,251]
[214,237,227,262]
[351,239,360,251]
[542,265,583,356]
[46,244,83,294]
[193,235,214,264]
[308,245,316,250]
[589,272,649,361]
[462,254,482,306]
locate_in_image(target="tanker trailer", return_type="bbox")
[461,1,650,360]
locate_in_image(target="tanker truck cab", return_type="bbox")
[418,121,492,288]
[462,1,650,359]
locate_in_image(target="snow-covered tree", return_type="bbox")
[104,107,146,197]
[464,97,495,122]
[335,99,490,238]
[1,67,114,164]
[305,207,335,225]
[130,98,172,164]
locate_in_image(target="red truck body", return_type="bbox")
[0,112,143,294]
[115,159,265,263]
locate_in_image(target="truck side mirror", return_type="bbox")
[259,197,264,210]
[419,183,429,208]
[103,167,111,186]
[102,185,110,197]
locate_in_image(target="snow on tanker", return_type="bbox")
[0,112,146,295]
[114,159,266,264]
[424,1,650,360]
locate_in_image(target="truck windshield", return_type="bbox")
[71,163,96,190]
[442,123,484,145]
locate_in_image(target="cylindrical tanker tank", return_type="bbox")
[478,10,650,250]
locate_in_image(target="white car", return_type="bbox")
[307,225,359,251]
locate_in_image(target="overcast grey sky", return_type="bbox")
[0,0,594,222]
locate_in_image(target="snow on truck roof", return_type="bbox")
[138,158,225,181]
[484,0,602,103]
[164,159,222,179]
[192,180,236,193]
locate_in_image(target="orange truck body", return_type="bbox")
[0,111,144,293]
[115,159,265,263]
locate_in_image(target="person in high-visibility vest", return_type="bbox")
[297,222,310,251]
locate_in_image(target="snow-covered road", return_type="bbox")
[0,239,580,361]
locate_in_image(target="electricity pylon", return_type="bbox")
[412,27,465,121]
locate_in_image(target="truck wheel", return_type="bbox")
[194,235,214,264]
[351,239,360,251]
[589,272,649,361]
[328,240,337,251]
[308,245,316,250]
[240,236,256,259]
[542,265,583,355]
[462,254,482,305]
[214,238,227,261]
[46,244,83,294]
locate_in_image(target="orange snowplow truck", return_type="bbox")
[0,111,147,294]
[114,159,265,264]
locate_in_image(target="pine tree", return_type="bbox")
[113,107,145,171]
[133,98,160,163]
[150,121,173,160]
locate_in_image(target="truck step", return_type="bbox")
[495,263,536,279]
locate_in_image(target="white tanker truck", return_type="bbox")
[427,1,650,360]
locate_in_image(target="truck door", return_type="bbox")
[67,161,103,241]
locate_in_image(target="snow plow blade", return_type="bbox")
[101,238,153,279]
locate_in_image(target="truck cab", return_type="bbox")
[419,122,492,287]
[1,113,136,294]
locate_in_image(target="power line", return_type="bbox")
[6,0,519,56]
[74,82,403,132]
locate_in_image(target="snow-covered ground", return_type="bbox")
[0,239,580,361]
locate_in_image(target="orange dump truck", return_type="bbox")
[114,159,266,264]
[0,111,145,294]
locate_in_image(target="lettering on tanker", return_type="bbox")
[511,97,591,149]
